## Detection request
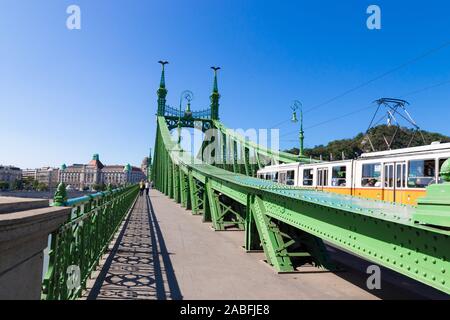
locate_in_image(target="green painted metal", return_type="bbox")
[42,184,139,300]
[205,179,221,229]
[212,120,317,166]
[232,140,238,173]
[248,195,332,271]
[147,148,152,178]
[157,61,168,116]
[413,158,450,228]
[299,107,305,157]
[210,67,220,120]
[250,195,295,272]
[441,158,450,181]
[180,170,189,208]
[53,182,68,207]
[151,66,450,294]
[188,171,199,213]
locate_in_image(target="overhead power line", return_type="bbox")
[399,79,450,98]
[303,39,450,115]
[280,105,374,138]
[268,39,450,130]
[280,77,450,138]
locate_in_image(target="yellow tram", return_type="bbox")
[257,142,450,206]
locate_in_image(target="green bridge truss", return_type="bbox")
[152,63,450,295]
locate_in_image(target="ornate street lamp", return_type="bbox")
[290,100,305,157]
[178,90,194,144]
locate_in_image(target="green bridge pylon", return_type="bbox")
[151,62,450,294]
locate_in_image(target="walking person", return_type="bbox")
[145,180,150,196]
[139,180,145,196]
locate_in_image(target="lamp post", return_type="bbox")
[290,100,304,157]
[178,90,194,145]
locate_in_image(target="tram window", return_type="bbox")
[396,163,406,188]
[438,158,448,184]
[286,170,295,186]
[384,165,394,188]
[408,159,435,188]
[361,163,381,187]
[332,166,346,187]
[272,172,278,182]
[303,169,313,186]
[317,168,328,186]
[279,172,287,185]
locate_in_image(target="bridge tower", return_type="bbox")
[157,61,168,116]
[210,67,221,120]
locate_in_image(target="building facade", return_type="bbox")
[0,166,22,184]
[60,154,146,191]
[141,150,152,178]
[22,167,60,188]
[141,157,149,178]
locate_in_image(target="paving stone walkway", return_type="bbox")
[84,194,181,300]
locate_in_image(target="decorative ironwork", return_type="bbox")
[164,105,211,120]
[41,184,139,300]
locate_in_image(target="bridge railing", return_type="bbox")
[41,184,139,300]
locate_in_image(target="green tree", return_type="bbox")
[92,183,106,191]
[32,179,40,190]
[285,125,450,161]
[37,182,48,191]
[12,180,23,190]
[0,181,9,191]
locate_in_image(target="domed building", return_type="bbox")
[60,154,146,191]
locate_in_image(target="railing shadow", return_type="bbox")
[86,194,182,300]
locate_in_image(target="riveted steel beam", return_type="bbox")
[154,110,450,294]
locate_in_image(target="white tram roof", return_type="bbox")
[360,142,450,159]
[258,142,450,173]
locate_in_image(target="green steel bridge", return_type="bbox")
[150,63,450,295]
[36,62,450,300]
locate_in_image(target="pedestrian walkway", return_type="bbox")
[83,189,431,300]
[83,193,181,300]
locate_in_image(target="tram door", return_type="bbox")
[383,163,395,202]
[395,162,406,204]
[317,168,329,191]
[383,162,406,203]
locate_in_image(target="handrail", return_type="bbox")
[41,184,139,300]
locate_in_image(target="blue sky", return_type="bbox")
[1,0,449,169]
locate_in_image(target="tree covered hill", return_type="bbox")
[285,125,450,161]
